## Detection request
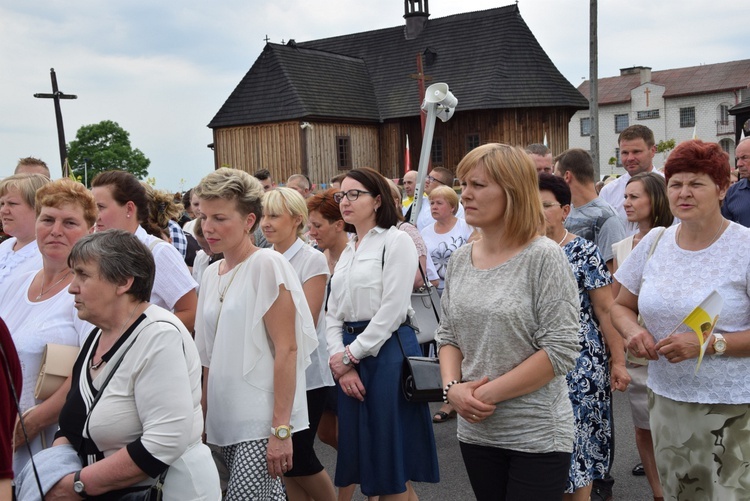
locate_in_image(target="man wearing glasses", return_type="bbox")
[722,138,750,227]
[403,167,464,230]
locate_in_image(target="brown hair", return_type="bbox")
[35,178,97,227]
[307,188,344,223]
[91,171,149,224]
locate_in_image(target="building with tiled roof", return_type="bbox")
[569,60,750,176]
[209,3,588,185]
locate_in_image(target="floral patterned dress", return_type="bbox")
[562,236,613,492]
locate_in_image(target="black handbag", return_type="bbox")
[395,329,443,403]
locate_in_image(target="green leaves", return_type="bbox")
[67,120,150,186]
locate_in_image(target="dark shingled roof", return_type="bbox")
[729,94,750,114]
[209,4,588,128]
[578,59,750,105]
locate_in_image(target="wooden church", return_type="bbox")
[208,2,588,185]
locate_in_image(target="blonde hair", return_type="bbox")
[0,173,50,208]
[262,187,308,239]
[456,143,543,246]
[428,185,459,214]
[194,167,264,232]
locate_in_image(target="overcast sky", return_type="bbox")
[1,0,747,191]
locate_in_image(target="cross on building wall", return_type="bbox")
[644,87,651,107]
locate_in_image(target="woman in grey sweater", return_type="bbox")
[436,144,581,501]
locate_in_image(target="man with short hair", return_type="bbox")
[252,169,273,247]
[402,171,417,211]
[555,148,625,272]
[14,157,50,178]
[525,143,554,174]
[721,138,750,227]
[599,125,662,235]
[253,168,275,192]
[286,174,312,198]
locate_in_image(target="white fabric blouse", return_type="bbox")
[76,305,220,500]
[421,218,473,291]
[325,226,418,360]
[0,270,91,471]
[195,249,318,446]
[134,226,197,310]
[0,238,42,289]
[615,223,750,404]
[282,239,335,391]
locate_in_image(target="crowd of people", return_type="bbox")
[0,127,749,501]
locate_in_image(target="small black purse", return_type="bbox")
[395,330,443,403]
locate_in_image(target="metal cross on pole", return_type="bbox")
[34,68,77,177]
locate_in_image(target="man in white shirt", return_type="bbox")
[599,125,662,235]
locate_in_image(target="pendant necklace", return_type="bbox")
[218,250,253,302]
[90,302,143,371]
[35,270,73,301]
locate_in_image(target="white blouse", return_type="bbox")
[134,226,196,310]
[615,223,750,404]
[325,226,418,360]
[283,239,335,391]
[195,249,318,446]
[0,270,91,471]
[0,238,42,289]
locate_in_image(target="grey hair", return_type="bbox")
[68,230,155,302]
[194,167,264,232]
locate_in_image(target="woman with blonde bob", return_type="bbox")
[194,168,318,500]
[436,144,580,501]
[0,174,50,287]
[261,187,336,501]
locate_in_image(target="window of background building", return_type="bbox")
[719,104,730,125]
[614,114,629,133]
[337,136,352,169]
[466,134,480,152]
[637,109,660,120]
[431,137,444,165]
[580,117,591,136]
[615,148,623,168]
[680,107,696,128]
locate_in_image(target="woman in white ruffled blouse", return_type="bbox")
[0,174,49,288]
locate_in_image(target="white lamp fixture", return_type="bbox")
[410,82,458,227]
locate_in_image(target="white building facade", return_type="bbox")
[570,62,750,178]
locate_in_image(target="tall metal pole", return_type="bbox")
[34,68,77,178]
[410,103,438,226]
[589,0,600,179]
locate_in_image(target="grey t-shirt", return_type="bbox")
[565,197,625,263]
[436,237,580,453]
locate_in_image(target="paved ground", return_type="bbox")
[315,390,656,500]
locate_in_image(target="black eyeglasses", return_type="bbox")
[426,175,445,185]
[334,189,373,203]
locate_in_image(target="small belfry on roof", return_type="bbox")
[404,0,430,40]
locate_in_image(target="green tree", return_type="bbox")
[67,120,150,186]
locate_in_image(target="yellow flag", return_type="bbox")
[678,290,723,374]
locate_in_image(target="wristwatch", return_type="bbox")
[271,425,293,440]
[713,333,727,355]
[342,352,352,366]
[73,470,89,498]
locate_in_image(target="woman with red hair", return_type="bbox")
[612,140,750,499]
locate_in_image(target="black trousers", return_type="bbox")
[459,441,570,501]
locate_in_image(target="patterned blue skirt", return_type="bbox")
[335,322,440,496]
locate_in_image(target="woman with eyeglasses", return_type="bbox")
[539,173,630,501]
[327,168,439,500]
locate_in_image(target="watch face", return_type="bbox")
[715,339,727,353]
[277,427,290,439]
[342,354,351,365]
[74,481,85,494]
